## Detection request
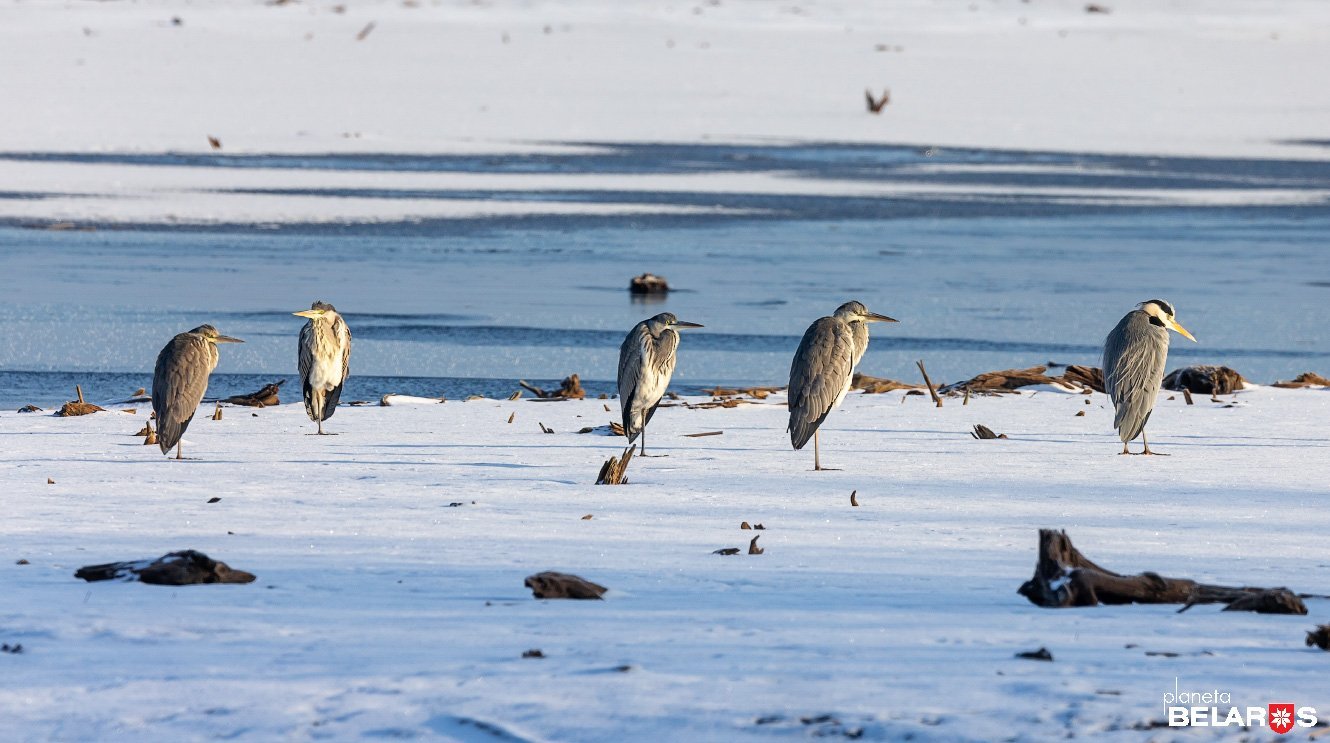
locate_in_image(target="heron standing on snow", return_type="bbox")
[152,325,244,459]
[788,301,897,470]
[618,312,704,455]
[1102,299,1196,455]
[295,301,352,435]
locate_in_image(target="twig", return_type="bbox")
[917,360,943,408]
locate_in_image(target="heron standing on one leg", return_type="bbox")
[151,325,244,459]
[788,301,897,471]
[1102,299,1196,455]
[294,301,351,435]
[618,312,704,455]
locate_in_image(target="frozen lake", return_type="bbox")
[2,142,1328,408]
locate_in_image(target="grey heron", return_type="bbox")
[617,312,704,455]
[788,301,897,470]
[294,301,352,435]
[151,325,244,459]
[1102,299,1196,455]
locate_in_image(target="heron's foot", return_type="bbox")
[1140,449,1169,456]
[638,452,669,457]
[306,432,339,436]
[813,466,842,471]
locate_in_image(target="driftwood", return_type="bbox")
[1060,365,1105,393]
[222,379,284,407]
[56,385,104,417]
[75,550,256,586]
[628,273,670,294]
[520,374,585,400]
[1018,529,1307,614]
[1162,365,1247,395]
[970,424,1008,440]
[1273,372,1330,389]
[524,571,606,599]
[851,373,920,394]
[17,405,42,413]
[596,446,635,485]
[941,366,1061,394]
[1307,625,1330,651]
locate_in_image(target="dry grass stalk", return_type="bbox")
[609,421,625,436]
[520,375,585,400]
[507,412,515,424]
[1273,372,1330,389]
[941,366,1060,395]
[682,431,723,438]
[355,21,376,40]
[1183,388,1194,405]
[538,422,554,434]
[702,385,784,397]
[223,380,283,407]
[865,88,890,113]
[596,446,635,485]
[916,360,943,407]
[851,373,921,394]
[211,402,223,421]
[508,390,522,401]
[850,490,859,507]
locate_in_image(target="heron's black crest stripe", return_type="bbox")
[1144,299,1174,317]
[1148,315,1166,328]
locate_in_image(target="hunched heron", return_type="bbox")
[151,324,244,459]
[617,312,704,455]
[1102,299,1196,455]
[295,301,352,435]
[788,301,897,470]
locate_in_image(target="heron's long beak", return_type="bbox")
[672,320,704,329]
[1167,318,1197,342]
[866,312,899,323]
[212,335,245,344]
[293,310,321,319]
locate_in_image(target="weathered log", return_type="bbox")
[1059,365,1105,393]
[524,571,606,599]
[970,424,1007,440]
[1162,365,1247,395]
[222,379,284,407]
[520,374,585,400]
[75,550,256,586]
[56,385,104,416]
[916,360,943,407]
[1272,372,1330,389]
[17,405,42,413]
[628,273,670,294]
[851,373,920,394]
[940,365,1061,394]
[703,385,785,398]
[1307,625,1330,651]
[596,446,635,485]
[1018,529,1306,614]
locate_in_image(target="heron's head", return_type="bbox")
[191,324,244,344]
[833,300,898,324]
[1139,299,1196,342]
[647,312,704,332]
[293,300,338,320]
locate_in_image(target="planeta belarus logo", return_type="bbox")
[1270,704,1296,735]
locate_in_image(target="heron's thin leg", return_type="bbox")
[1120,441,1130,455]
[814,430,821,471]
[641,428,646,456]
[318,418,324,435]
[176,442,182,460]
[1141,430,1168,456]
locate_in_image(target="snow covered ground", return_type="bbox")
[3,385,1328,740]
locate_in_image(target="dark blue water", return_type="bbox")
[2,141,1327,408]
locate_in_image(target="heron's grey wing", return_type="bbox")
[641,328,679,428]
[152,334,213,454]
[321,316,352,421]
[298,321,318,421]
[617,324,647,438]
[1102,312,1168,442]
[787,317,854,450]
